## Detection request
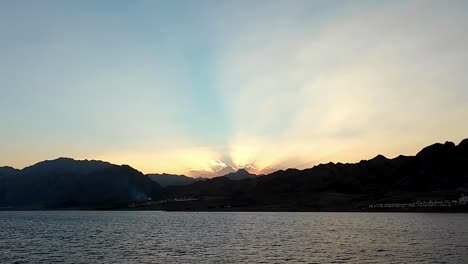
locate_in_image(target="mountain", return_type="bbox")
[21,157,113,175]
[148,173,199,187]
[190,166,237,178]
[214,166,237,177]
[158,139,468,211]
[0,158,161,209]
[221,169,256,180]
[1,138,468,211]
[148,167,253,187]
[0,166,19,177]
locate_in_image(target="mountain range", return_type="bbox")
[148,165,257,187]
[1,138,468,210]
[148,173,200,187]
[0,158,160,209]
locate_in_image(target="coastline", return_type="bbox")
[2,206,467,213]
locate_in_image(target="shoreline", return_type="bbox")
[2,207,468,213]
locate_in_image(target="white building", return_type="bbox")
[459,195,468,205]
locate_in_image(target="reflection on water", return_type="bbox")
[1,211,467,263]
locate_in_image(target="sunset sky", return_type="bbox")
[1,0,467,176]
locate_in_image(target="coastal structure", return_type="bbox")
[460,195,468,205]
[369,195,468,209]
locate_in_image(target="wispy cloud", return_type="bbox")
[216,0,468,170]
[1,1,467,174]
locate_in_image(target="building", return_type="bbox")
[459,195,468,205]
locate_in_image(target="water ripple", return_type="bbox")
[0,212,467,263]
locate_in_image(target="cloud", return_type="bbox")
[2,1,468,174]
[215,0,468,170]
[188,159,234,177]
[209,160,228,171]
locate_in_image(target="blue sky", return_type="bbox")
[1,1,468,175]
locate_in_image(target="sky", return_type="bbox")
[1,0,468,176]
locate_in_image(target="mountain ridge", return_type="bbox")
[1,138,467,210]
[0,158,160,209]
[157,138,468,211]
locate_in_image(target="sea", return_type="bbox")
[0,211,467,263]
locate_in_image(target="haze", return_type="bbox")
[1,0,467,176]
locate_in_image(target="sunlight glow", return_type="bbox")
[1,1,467,175]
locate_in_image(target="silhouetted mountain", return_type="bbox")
[22,157,113,175]
[221,169,256,180]
[0,166,19,177]
[215,166,237,177]
[148,173,198,187]
[159,139,468,211]
[0,158,160,209]
[191,166,237,178]
[367,154,389,166]
[2,138,468,211]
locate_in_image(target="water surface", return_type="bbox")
[1,211,467,263]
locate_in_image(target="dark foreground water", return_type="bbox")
[0,211,467,264]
